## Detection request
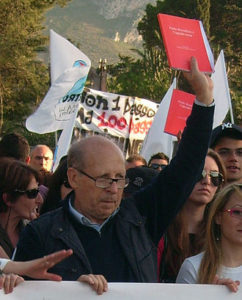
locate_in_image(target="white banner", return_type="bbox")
[73,88,158,155]
[2,281,241,300]
[26,30,91,134]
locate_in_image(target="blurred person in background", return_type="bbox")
[148,152,169,171]
[30,145,53,186]
[125,154,147,170]
[0,132,30,163]
[210,123,242,184]
[40,156,72,215]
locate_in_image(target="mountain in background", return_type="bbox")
[44,0,157,67]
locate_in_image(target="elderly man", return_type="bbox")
[30,144,53,173]
[14,58,214,284]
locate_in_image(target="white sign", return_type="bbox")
[73,88,158,156]
[75,88,158,139]
[2,281,241,300]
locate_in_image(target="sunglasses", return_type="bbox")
[149,163,167,170]
[223,208,242,220]
[13,188,40,199]
[198,170,224,187]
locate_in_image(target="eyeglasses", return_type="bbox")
[217,149,242,158]
[198,170,224,187]
[149,163,167,170]
[13,188,40,199]
[75,169,129,189]
[223,208,242,220]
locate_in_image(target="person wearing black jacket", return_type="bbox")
[14,57,214,289]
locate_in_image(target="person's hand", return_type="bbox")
[212,274,240,292]
[78,274,108,295]
[0,273,24,294]
[183,56,213,105]
[6,249,73,280]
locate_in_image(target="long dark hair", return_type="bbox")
[160,149,226,281]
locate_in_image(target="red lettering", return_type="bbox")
[98,112,127,131]
[117,117,127,130]
[97,112,108,127]
[108,115,117,128]
[128,120,153,135]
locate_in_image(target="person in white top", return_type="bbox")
[177,183,242,292]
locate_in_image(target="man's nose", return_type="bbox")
[228,151,239,161]
[108,181,119,193]
[39,157,45,165]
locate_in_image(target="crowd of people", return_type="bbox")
[0,57,241,296]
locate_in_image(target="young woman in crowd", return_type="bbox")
[176,183,242,292]
[0,158,42,258]
[159,149,226,282]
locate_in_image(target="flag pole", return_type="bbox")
[221,50,234,124]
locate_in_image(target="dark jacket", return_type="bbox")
[14,103,214,282]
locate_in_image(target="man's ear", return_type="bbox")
[67,168,80,189]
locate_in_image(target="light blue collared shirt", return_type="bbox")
[68,198,119,234]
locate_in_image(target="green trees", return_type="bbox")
[109,0,241,123]
[0,0,70,143]
[108,48,171,102]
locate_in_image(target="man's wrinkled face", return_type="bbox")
[214,138,242,183]
[68,143,126,224]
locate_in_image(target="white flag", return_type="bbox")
[212,50,233,127]
[26,30,91,134]
[140,79,177,161]
[52,110,77,171]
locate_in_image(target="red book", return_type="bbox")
[164,89,195,136]
[157,13,214,73]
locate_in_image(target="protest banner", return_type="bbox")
[2,281,241,300]
[73,88,158,157]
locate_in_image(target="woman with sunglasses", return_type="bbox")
[0,157,42,258]
[159,149,226,282]
[176,183,242,292]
